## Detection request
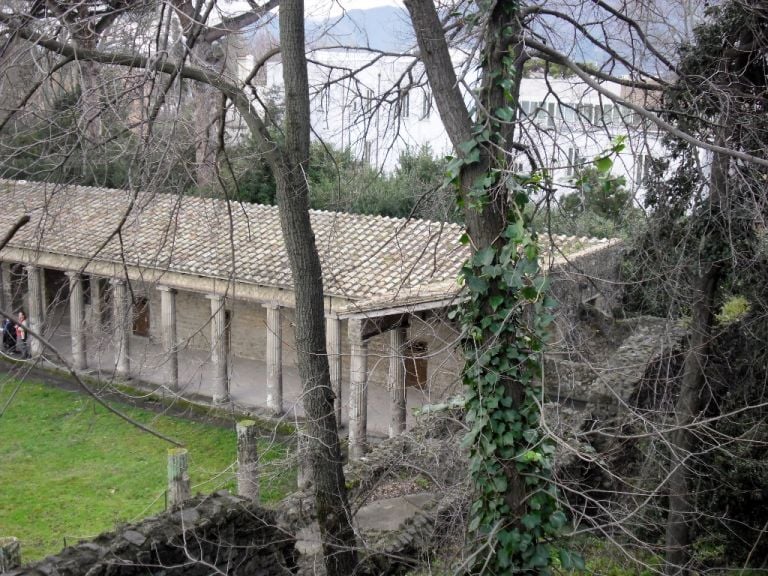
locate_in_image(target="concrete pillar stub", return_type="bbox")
[326,314,343,427]
[348,319,368,460]
[263,301,283,415]
[110,278,131,378]
[65,271,87,371]
[158,286,179,391]
[388,327,408,438]
[236,420,260,502]
[24,265,43,358]
[207,294,229,404]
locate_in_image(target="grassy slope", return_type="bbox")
[0,378,294,561]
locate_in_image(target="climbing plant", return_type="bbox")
[444,0,581,572]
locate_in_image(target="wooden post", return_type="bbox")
[236,420,260,502]
[167,448,190,507]
[0,537,21,572]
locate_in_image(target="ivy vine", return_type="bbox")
[445,0,584,573]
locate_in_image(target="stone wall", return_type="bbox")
[548,241,624,320]
[6,492,295,576]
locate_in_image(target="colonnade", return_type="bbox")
[0,261,414,458]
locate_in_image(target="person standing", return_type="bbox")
[15,310,29,358]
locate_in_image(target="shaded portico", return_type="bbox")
[0,178,621,448]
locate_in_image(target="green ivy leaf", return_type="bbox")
[594,155,613,173]
[496,106,515,122]
[558,549,585,571]
[521,513,541,530]
[489,294,505,310]
[466,275,488,294]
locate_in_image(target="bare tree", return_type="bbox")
[0,1,359,574]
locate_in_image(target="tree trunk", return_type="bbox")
[664,146,727,574]
[406,0,528,524]
[276,2,358,574]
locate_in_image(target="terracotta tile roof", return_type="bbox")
[0,179,617,304]
[0,179,467,300]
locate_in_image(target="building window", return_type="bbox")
[422,90,432,119]
[400,90,410,118]
[559,103,577,122]
[566,147,583,177]
[635,154,652,185]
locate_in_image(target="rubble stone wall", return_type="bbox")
[7,492,295,576]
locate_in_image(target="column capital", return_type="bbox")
[23,264,38,273]
[262,300,281,310]
[110,277,127,286]
[65,270,83,279]
[157,285,177,294]
[206,293,225,302]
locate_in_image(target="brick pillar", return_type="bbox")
[159,286,178,390]
[264,302,283,415]
[348,319,368,460]
[208,294,229,403]
[111,278,131,378]
[326,314,343,427]
[66,272,87,371]
[388,327,407,437]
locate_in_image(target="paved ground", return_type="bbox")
[9,308,450,437]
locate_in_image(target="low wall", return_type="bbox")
[5,492,295,576]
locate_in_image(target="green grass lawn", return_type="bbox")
[0,377,295,562]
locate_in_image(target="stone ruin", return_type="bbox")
[4,492,295,576]
[3,302,686,576]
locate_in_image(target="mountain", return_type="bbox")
[307,6,414,51]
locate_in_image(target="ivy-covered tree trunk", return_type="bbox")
[664,145,727,575]
[407,1,573,572]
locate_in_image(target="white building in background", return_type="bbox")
[242,46,663,193]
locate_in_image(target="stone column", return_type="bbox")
[159,286,179,391]
[348,319,368,460]
[326,315,343,426]
[90,277,104,332]
[66,272,87,371]
[0,262,12,312]
[388,327,408,438]
[39,268,47,322]
[111,278,131,378]
[25,265,43,358]
[208,294,229,403]
[264,302,283,415]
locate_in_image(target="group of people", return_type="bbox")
[2,310,29,358]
